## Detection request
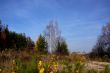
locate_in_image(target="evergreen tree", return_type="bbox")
[56,37,69,55]
[35,35,48,54]
[0,20,34,51]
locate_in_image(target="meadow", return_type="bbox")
[1,0,110,72]
[0,49,110,73]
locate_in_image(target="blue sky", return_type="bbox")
[0,0,110,53]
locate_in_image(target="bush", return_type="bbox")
[103,65,110,73]
[16,57,38,73]
[73,61,85,73]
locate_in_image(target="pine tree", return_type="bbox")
[56,38,69,55]
[35,35,48,54]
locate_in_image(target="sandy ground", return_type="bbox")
[86,61,110,71]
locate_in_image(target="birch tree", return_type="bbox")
[44,21,60,53]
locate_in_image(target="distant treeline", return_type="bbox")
[0,20,34,51]
[0,20,69,55]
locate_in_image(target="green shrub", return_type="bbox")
[103,65,110,73]
[16,58,38,73]
[73,61,85,73]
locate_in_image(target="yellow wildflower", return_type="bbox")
[38,61,42,66]
[53,62,58,72]
[38,61,42,70]
[39,67,44,73]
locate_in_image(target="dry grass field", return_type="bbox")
[0,49,110,73]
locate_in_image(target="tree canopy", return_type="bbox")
[0,20,34,51]
[91,23,110,57]
[35,34,48,54]
[56,37,69,55]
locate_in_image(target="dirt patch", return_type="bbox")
[85,61,110,71]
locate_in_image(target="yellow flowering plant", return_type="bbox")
[39,67,44,73]
[38,61,42,70]
[37,61,45,73]
[53,62,58,72]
